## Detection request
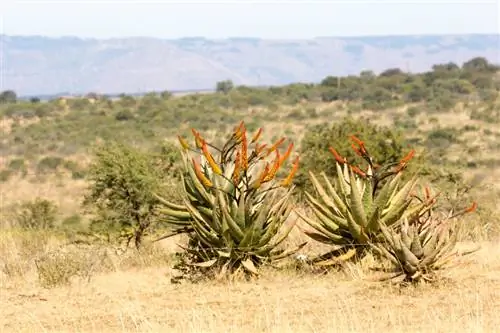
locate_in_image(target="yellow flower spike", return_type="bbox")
[241,130,249,171]
[192,158,213,188]
[233,121,245,141]
[263,150,281,182]
[177,135,190,150]
[279,142,294,165]
[201,142,222,175]
[281,156,300,187]
[266,137,286,156]
[251,127,263,143]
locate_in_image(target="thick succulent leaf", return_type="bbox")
[362,179,374,217]
[321,172,348,219]
[239,195,276,248]
[304,191,340,223]
[271,242,308,261]
[313,248,357,266]
[385,177,418,213]
[345,210,365,242]
[241,258,259,275]
[309,172,339,212]
[372,173,401,212]
[191,259,218,267]
[336,163,350,198]
[348,169,368,228]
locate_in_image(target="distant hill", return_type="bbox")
[2,34,499,96]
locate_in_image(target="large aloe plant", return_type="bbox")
[298,135,432,266]
[157,122,305,278]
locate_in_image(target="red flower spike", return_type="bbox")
[350,135,367,154]
[351,143,363,156]
[329,147,347,164]
[350,165,366,178]
[400,149,416,165]
[465,202,478,213]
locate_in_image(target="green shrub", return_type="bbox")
[295,117,407,194]
[83,141,180,249]
[14,198,58,230]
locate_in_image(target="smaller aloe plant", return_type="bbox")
[157,121,305,279]
[371,185,478,283]
[297,135,432,266]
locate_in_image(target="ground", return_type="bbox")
[1,237,499,333]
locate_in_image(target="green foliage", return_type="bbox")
[14,198,58,230]
[296,117,406,193]
[37,156,65,173]
[0,90,17,103]
[83,141,181,249]
[215,80,234,94]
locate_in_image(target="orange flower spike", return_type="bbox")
[281,156,300,187]
[351,143,363,157]
[280,143,294,165]
[201,142,222,175]
[251,127,263,143]
[177,135,190,150]
[233,151,241,183]
[256,144,268,158]
[241,131,249,171]
[465,201,478,213]
[329,147,347,164]
[192,158,213,188]
[252,163,270,189]
[350,165,367,178]
[233,121,245,141]
[191,128,204,148]
[267,137,286,156]
[263,150,281,182]
[350,135,367,154]
[400,149,416,165]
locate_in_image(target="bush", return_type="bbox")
[295,117,407,194]
[14,198,58,230]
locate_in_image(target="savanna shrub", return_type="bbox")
[83,141,181,249]
[294,117,407,194]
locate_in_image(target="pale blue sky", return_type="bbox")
[1,0,499,39]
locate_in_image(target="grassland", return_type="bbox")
[1,57,500,332]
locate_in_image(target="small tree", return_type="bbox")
[215,80,234,94]
[0,90,17,103]
[83,141,179,249]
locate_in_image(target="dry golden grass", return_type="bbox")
[1,225,499,333]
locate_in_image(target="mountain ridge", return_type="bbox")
[3,34,499,96]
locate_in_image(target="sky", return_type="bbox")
[0,0,499,39]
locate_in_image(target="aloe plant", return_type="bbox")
[371,186,478,283]
[298,135,431,266]
[157,122,305,278]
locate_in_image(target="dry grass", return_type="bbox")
[1,226,499,333]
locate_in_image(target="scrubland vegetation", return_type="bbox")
[1,56,500,332]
